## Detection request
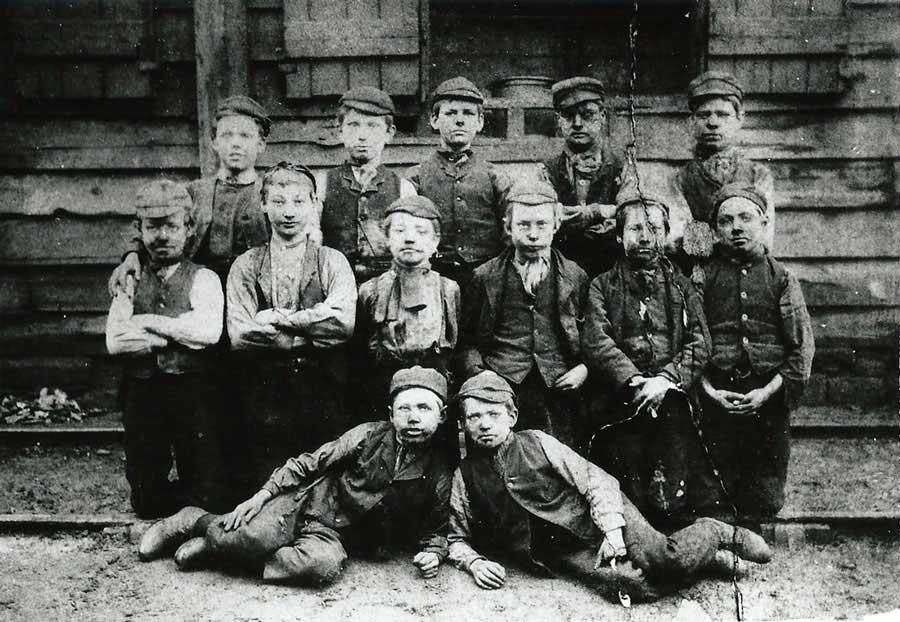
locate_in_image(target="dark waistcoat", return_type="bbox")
[126,260,209,377]
[321,163,401,261]
[460,431,601,563]
[704,255,787,374]
[487,264,568,385]
[415,153,502,263]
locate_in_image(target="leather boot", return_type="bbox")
[710,550,749,578]
[699,518,772,563]
[138,506,206,561]
[174,537,209,570]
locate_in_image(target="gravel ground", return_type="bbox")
[2,437,898,515]
[0,530,897,622]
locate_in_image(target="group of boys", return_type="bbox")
[108,70,814,603]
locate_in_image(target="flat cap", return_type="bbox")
[551,76,605,110]
[456,371,516,405]
[506,179,558,206]
[215,95,271,137]
[687,71,743,108]
[712,184,768,218]
[615,188,671,219]
[134,180,192,219]
[385,195,442,223]
[339,86,396,116]
[389,366,448,402]
[263,160,318,195]
[431,77,484,105]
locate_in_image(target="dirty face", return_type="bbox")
[262,174,316,243]
[389,387,445,446]
[557,101,606,153]
[618,204,667,266]
[141,211,190,266]
[339,109,395,165]
[386,212,440,268]
[506,202,559,260]
[715,197,767,255]
[213,114,266,174]
[461,397,517,450]
[430,100,484,152]
[690,97,743,151]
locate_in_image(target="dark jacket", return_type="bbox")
[457,248,589,380]
[582,259,710,395]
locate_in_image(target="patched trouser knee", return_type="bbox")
[262,520,347,585]
[204,492,300,564]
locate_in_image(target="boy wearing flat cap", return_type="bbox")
[106,180,227,518]
[694,184,813,516]
[540,76,634,277]
[448,370,772,602]
[321,87,417,282]
[226,161,357,491]
[138,366,453,586]
[457,179,590,453]
[111,95,272,290]
[406,77,510,288]
[581,191,709,520]
[356,195,461,421]
[674,72,775,276]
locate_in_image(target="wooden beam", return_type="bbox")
[194,0,251,177]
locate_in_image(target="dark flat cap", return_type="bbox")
[340,87,396,116]
[687,71,744,108]
[390,366,448,402]
[385,195,442,222]
[615,188,671,219]
[263,161,318,195]
[456,371,515,405]
[135,180,192,219]
[712,184,768,219]
[506,179,558,206]
[431,77,484,105]
[551,77,605,110]
[215,95,271,137]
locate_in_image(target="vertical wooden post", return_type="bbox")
[690,0,710,74]
[194,0,251,177]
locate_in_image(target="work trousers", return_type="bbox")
[694,370,790,517]
[202,492,347,585]
[121,371,226,518]
[511,368,587,455]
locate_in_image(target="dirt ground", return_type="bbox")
[3,437,899,515]
[0,530,898,622]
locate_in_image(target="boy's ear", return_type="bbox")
[429,114,440,132]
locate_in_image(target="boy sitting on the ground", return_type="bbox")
[694,184,814,516]
[356,195,460,421]
[447,371,772,602]
[139,366,454,586]
[106,180,226,517]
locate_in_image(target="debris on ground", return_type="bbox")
[1,388,107,425]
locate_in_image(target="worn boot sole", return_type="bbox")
[174,537,209,570]
[138,506,206,561]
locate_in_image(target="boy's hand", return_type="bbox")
[632,375,674,411]
[470,558,506,590]
[595,528,627,569]
[221,489,272,531]
[108,252,141,296]
[554,364,588,391]
[254,309,283,325]
[729,387,772,416]
[700,376,747,413]
[412,552,441,579]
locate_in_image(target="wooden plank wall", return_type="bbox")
[0,0,897,410]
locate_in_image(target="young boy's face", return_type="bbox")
[462,398,516,449]
[340,109,394,165]
[618,204,667,264]
[140,211,190,265]
[506,202,559,260]
[389,387,445,446]
[430,100,484,152]
[557,101,605,153]
[691,97,743,151]
[262,176,316,242]
[715,197,767,253]
[387,212,440,268]
[213,115,266,174]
